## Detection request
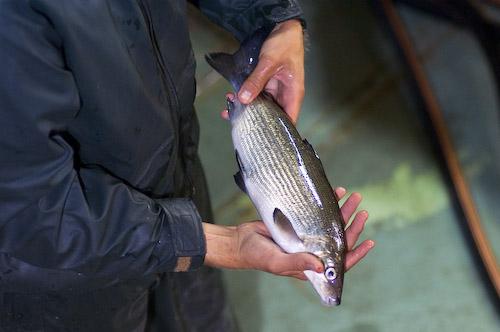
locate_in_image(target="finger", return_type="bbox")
[279,81,304,124]
[340,192,362,225]
[252,221,272,237]
[290,272,307,281]
[345,240,375,272]
[264,77,279,99]
[334,187,347,201]
[220,109,229,120]
[238,57,278,104]
[281,271,308,281]
[269,252,323,275]
[345,210,368,250]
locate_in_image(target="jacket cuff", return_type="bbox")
[228,0,305,41]
[154,198,206,272]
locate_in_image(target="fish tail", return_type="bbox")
[205,52,237,88]
[205,25,275,92]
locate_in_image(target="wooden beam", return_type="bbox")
[379,0,500,297]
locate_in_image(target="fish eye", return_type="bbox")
[325,267,337,281]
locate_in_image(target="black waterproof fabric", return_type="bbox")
[0,0,303,331]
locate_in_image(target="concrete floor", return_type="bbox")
[189,2,500,331]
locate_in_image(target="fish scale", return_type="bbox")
[236,96,337,236]
[243,103,304,197]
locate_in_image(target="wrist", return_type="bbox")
[274,19,303,34]
[202,222,241,269]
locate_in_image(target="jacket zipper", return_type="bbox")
[137,0,179,111]
[137,1,195,197]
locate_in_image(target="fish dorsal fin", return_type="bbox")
[303,139,320,160]
[233,171,247,194]
[273,208,303,246]
[303,138,331,186]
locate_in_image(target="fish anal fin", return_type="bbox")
[273,208,304,247]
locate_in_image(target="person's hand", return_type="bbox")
[203,188,375,280]
[222,19,305,123]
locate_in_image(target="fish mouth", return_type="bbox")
[304,270,343,307]
[322,296,341,307]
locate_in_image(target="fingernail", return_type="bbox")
[239,90,252,103]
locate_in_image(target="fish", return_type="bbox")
[205,26,346,306]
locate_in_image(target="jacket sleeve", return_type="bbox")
[0,1,205,279]
[191,0,305,41]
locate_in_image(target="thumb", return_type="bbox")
[272,252,323,273]
[238,57,277,104]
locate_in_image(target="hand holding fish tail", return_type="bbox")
[203,189,374,279]
[237,19,305,123]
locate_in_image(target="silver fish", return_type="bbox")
[206,27,346,306]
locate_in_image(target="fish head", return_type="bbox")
[304,241,345,307]
[271,209,346,306]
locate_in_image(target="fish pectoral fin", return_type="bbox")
[273,208,304,247]
[233,171,247,194]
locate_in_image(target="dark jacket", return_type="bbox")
[0,0,303,330]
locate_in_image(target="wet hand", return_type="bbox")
[232,188,375,280]
[236,19,305,123]
[334,187,375,272]
[203,188,375,280]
